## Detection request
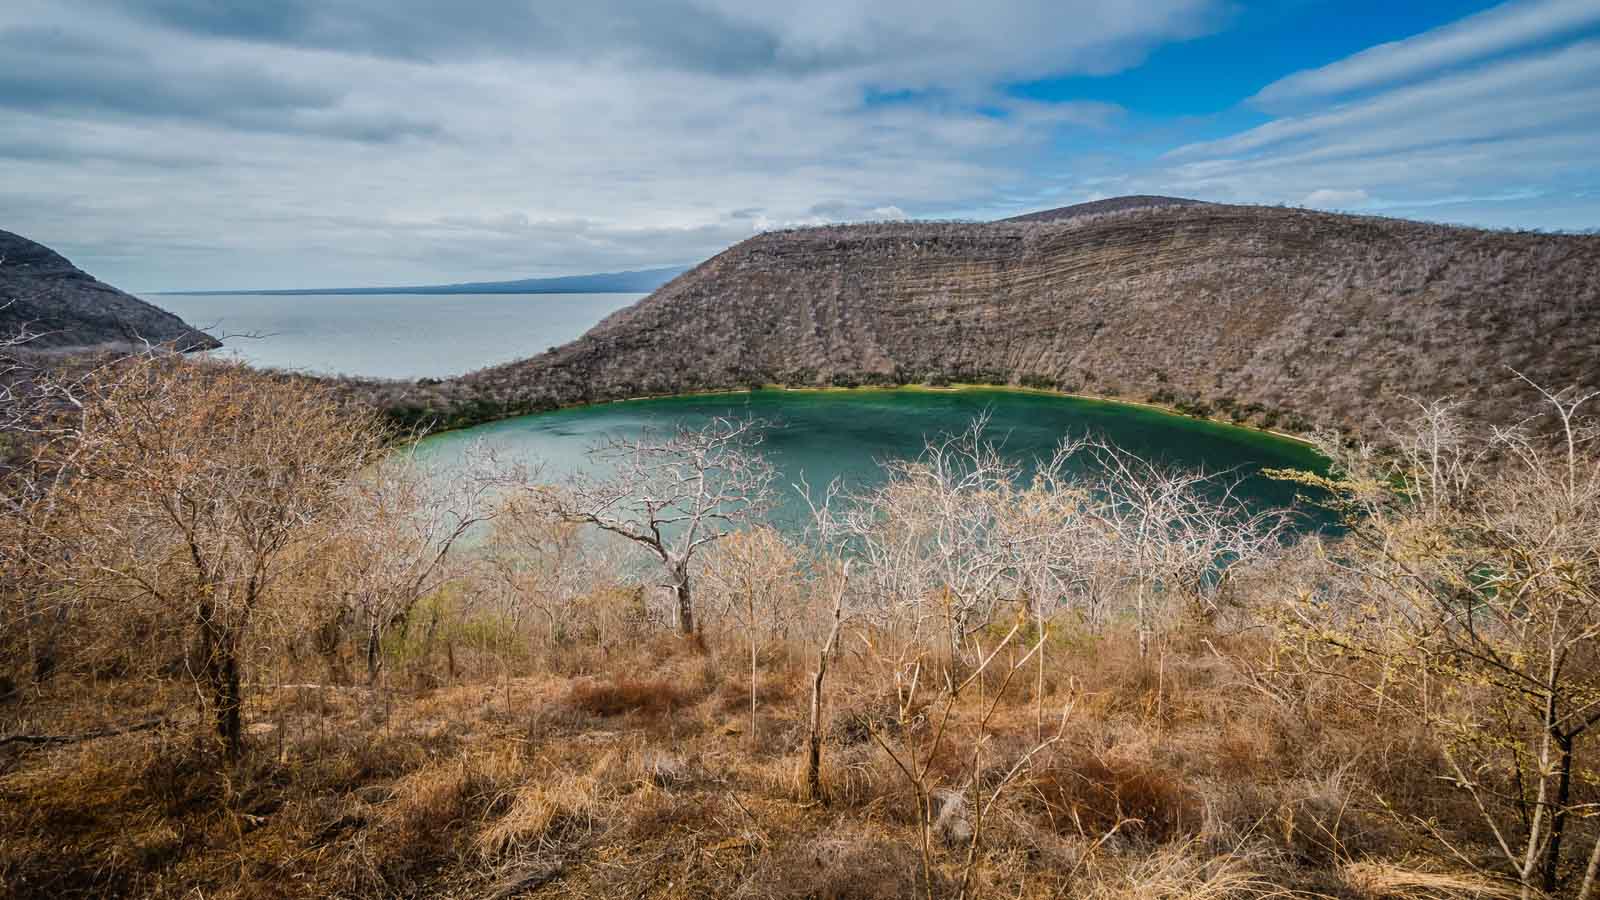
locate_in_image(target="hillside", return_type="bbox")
[375,203,1599,438]
[0,231,217,350]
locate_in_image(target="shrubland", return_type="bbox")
[1,350,1597,900]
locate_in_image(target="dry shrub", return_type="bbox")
[293,729,447,794]
[1212,735,1265,782]
[804,743,899,809]
[1067,635,1164,718]
[566,677,688,717]
[1272,768,1369,865]
[1198,768,1376,866]
[0,737,220,899]
[621,787,722,841]
[383,763,477,840]
[1025,752,1200,844]
[633,748,693,788]
[713,668,797,716]
[828,687,922,747]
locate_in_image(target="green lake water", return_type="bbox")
[415,388,1331,532]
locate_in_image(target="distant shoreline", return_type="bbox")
[154,265,686,297]
[154,288,655,297]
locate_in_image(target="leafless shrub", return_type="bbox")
[528,416,775,634]
[11,355,387,759]
[1278,378,1600,898]
[334,447,501,684]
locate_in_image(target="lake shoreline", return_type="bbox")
[414,383,1332,534]
[416,381,1321,451]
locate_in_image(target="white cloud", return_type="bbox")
[4,0,1597,291]
[0,0,1217,289]
[1105,27,1600,231]
[1251,0,1600,109]
[1173,41,1600,160]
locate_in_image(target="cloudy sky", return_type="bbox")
[2,0,1597,290]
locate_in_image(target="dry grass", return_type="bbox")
[0,625,1528,900]
[1024,752,1201,844]
[566,677,690,718]
[1339,861,1522,900]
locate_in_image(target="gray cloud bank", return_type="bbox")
[0,0,1594,289]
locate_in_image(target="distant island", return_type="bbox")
[158,266,687,297]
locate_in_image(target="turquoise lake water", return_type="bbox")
[416,388,1330,531]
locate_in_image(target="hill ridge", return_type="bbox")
[1001,195,1204,223]
[375,201,1599,438]
[0,230,218,351]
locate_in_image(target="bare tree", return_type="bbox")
[337,448,500,684]
[1089,445,1291,657]
[864,616,1068,900]
[30,356,386,759]
[485,480,627,646]
[531,417,774,635]
[699,524,800,742]
[813,419,1110,662]
[1279,381,1600,898]
[816,419,1032,655]
[803,559,849,802]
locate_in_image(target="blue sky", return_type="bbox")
[1008,1,1509,115]
[1,0,1597,289]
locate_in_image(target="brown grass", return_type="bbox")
[0,625,1524,899]
[1024,752,1201,844]
[565,676,690,717]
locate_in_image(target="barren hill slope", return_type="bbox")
[0,230,217,350]
[405,203,1598,437]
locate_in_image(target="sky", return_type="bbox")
[1,0,1597,291]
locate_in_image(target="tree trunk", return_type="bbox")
[21,594,65,684]
[749,592,758,746]
[671,564,695,635]
[1136,582,1150,659]
[366,618,382,685]
[1576,830,1600,900]
[214,649,242,761]
[1520,697,1559,900]
[1544,732,1575,893]
[805,578,845,802]
[197,597,244,761]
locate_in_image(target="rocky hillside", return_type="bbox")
[381,202,1598,438]
[0,230,217,350]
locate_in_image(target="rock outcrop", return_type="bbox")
[0,230,218,351]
